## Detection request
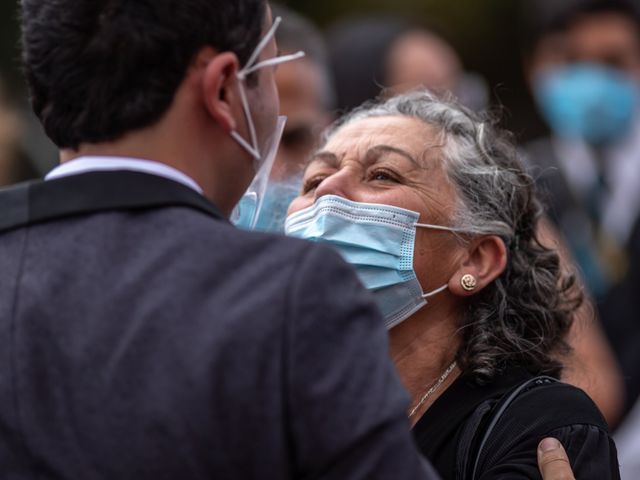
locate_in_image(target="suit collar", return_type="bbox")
[45,156,204,195]
[0,171,226,234]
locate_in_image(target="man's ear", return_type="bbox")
[201,51,242,134]
[449,235,508,297]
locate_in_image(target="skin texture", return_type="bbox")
[567,13,640,76]
[289,115,509,423]
[538,438,576,480]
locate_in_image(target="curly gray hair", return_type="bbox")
[326,90,581,383]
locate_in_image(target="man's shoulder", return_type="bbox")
[167,207,340,267]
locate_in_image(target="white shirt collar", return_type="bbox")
[45,156,204,195]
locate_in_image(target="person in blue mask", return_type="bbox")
[522,0,640,424]
[285,90,620,480]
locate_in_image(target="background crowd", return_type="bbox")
[2,0,640,477]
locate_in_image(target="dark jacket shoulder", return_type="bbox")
[475,381,618,480]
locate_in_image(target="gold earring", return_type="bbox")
[461,274,477,292]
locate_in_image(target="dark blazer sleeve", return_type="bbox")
[476,384,620,480]
[285,244,439,480]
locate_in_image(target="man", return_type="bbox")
[1,0,575,478]
[524,0,640,299]
[523,0,640,420]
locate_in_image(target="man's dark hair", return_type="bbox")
[20,0,267,149]
[521,0,640,54]
[556,0,640,31]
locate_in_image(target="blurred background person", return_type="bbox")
[523,0,640,301]
[327,16,489,113]
[0,75,39,186]
[251,4,335,232]
[522,0,640,423]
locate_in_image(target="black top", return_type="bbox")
[0,171,437,479]
[413,368,620,479]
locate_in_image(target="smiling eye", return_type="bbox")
[302,175,327,194]
[368,168,399,183]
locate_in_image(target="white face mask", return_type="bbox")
[229,16,305,229]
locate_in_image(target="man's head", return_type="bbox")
[22,0,271,149]
[21,0,283,212]
[524,0,640,145]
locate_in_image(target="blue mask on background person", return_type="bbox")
[285,195,462,329]
[534,63,639,146]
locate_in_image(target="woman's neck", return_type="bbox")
[389,302,462,426]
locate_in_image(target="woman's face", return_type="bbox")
[288,115,466,293]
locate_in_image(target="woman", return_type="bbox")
[284,90,620,479]
[325,15,624,427]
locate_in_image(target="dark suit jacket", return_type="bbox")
[0,171,435,479]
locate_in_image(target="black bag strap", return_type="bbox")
[456,376,558,480]
[470,376,557,479]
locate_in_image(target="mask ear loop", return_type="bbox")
[232,86,260,160]
[414,222,465,300]
[415,221,468,233]
[242,16,283,75]
[422,284,449,299]
[242,51,305,77]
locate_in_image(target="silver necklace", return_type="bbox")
[408,361,458,418]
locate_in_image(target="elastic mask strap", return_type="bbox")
[231,129,260,161]
[415,222,468,233]
[422,284,448,299]
[241,17,283,78]
[231,16,306,165]
[242,51,306,77]
[232,84,260,160]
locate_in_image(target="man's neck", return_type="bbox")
[60,125,251,216]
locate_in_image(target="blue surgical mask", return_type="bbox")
[250,176,302,233]
[534,63,639,146]
[285,195,462,329]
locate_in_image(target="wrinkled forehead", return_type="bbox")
[309,115,444,168]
